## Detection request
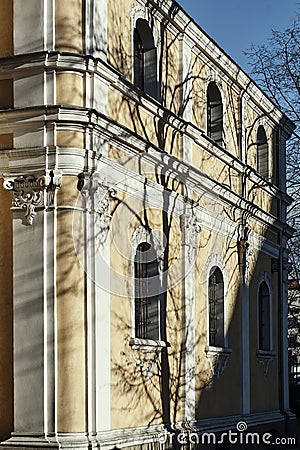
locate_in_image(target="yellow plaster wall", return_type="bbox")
[161,28,180,115]
[192,55,206,132]
[247,179,276,216]
[0,0,13,57]
[0,180,13,441]
[56,73,84,107]
[192,142,241,194]
[110,199,184,427]
[56,130,84,149]
[55,0,83,53]
[108,90,181,157]
[246,105,275,180]
[249,252,279,412]
[56,176,86,432]
[107,0,134,78]
[224,84,240,158]
[108,90,159,146]
[194,228,241,418]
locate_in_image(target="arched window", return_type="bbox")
[134,241,159,340]
[207,82,223,147]
[257,125,269,178]
[208,266,224,347]
[134,19,158,99]
[258,282,271,350]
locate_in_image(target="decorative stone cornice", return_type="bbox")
[3,170,62,225]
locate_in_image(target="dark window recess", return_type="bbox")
[257,125,269,179]
[133,19,158,100]
[134,241,159,340]
[209,267,224,347]
[258,282,271,350]
[207,82,224,147]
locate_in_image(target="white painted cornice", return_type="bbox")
[0,105,291,229]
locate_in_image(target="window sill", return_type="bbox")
[205,345,232,356]
[256,349,277,358]
[129,337,170,351]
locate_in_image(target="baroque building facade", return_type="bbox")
[0,0,296,448]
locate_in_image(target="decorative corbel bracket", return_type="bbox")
[3,171,62,225]
[256,350,276,378]
[205,346,232,379]
[78,172,117,246]
[129,338,168,380]
[180,210,201,264]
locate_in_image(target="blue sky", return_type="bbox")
[176,0,299,73]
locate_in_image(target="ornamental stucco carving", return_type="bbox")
[3,171,62,225]
[78,172,116,246]
[180,211,201,264]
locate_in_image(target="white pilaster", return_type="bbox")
[179,36,193,164]
[79,172,111,433]
[85,0,108,60]
[239,233,250,415]
[180,210,200,420]
[2,172,61,441]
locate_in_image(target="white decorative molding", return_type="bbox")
[256,270,273,351]
[256,350,277,378]
[131,225,164,273]
[78,172,117,247]
[203,253,229,348]
[129,226,165,378]
[129,338,168,380]
[205,69,227,147]
[183,211,201,264]
[3,171,62,225]
[205,346,232,379]
[130,2,161,92]
[130,4,160,48]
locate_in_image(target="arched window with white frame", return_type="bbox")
[208,266,225,347]
[258,281,271,351]
[134,241,159,340]
[133,19,158,100]
[207,81,224,147]
[257,125,269,179]
[131,227,164,342]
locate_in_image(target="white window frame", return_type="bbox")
[130,226,165,347]
[256,272,273,351]
[205,72,227,148]
[205,254,229,350]
[130,4,161,100]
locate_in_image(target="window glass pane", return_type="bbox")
[134,241,159,340]
[209,267,224,347]
[207,82,223,147]
[257,126,269,178]
[258,282,271,350]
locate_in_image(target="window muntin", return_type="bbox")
[134,241,159,340]
[258,281,271,351]
[133,19,158,99]
[207,82,224,147]
[208,266,224,347]
[257,125,269,178]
